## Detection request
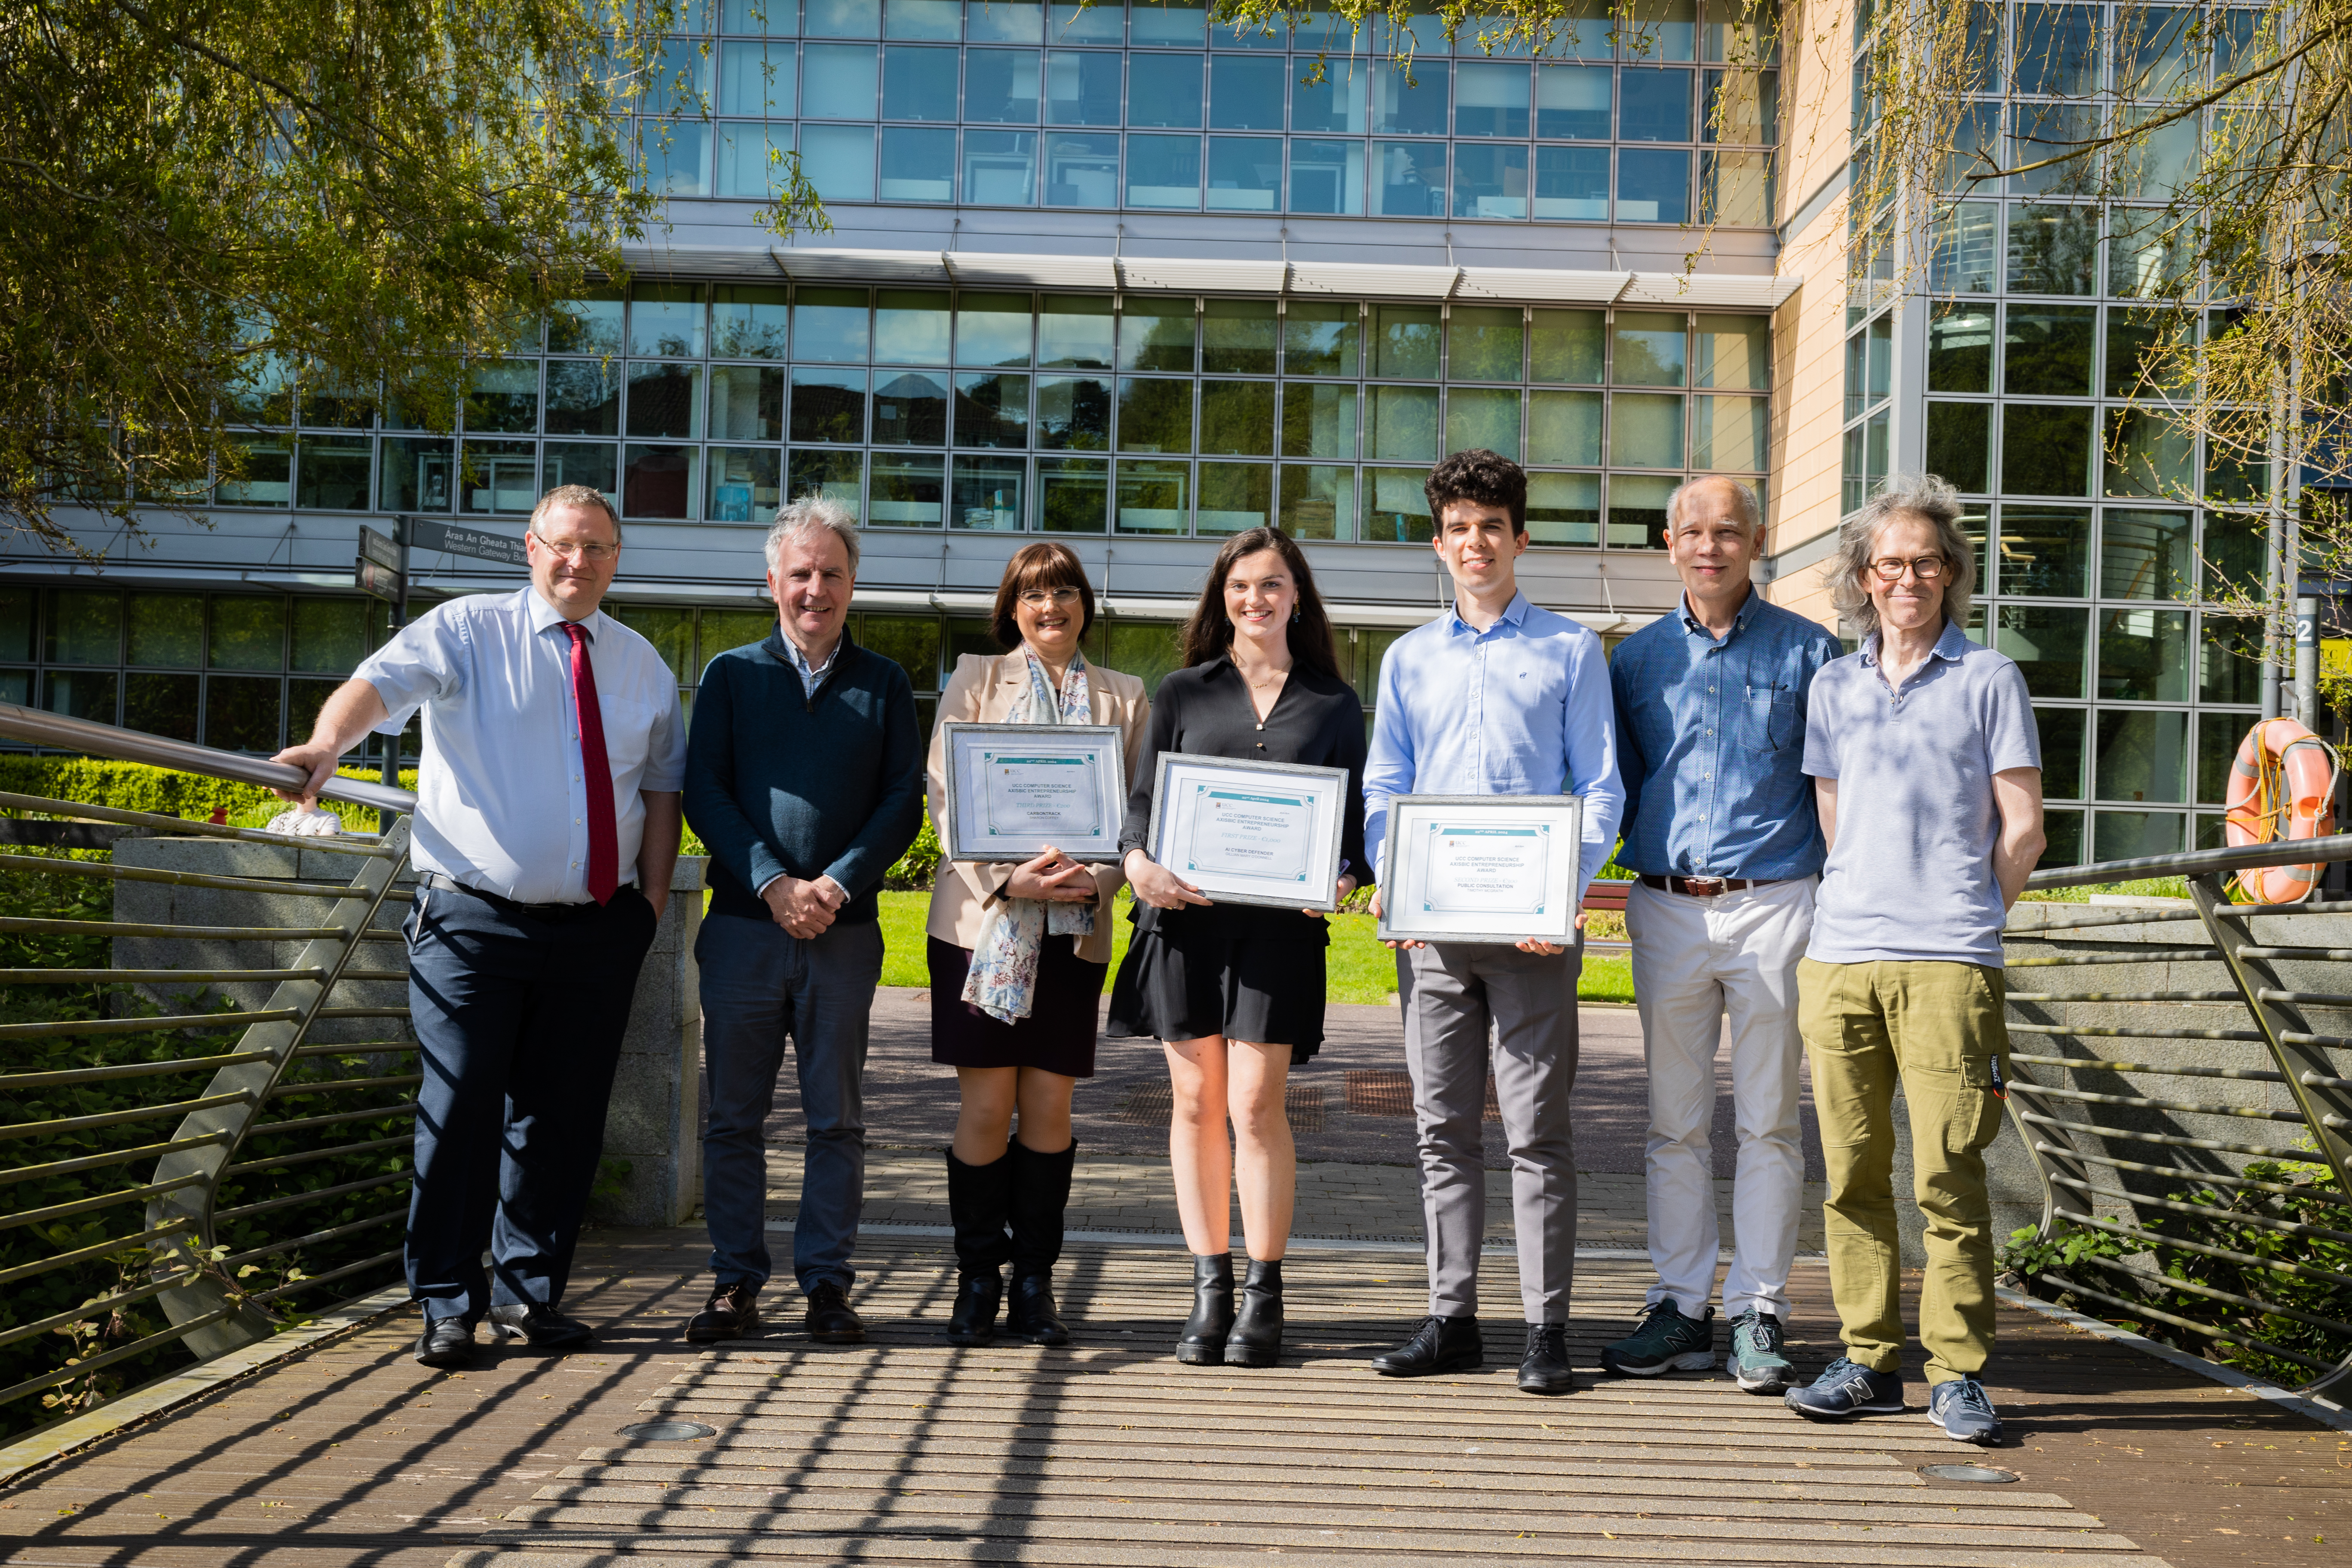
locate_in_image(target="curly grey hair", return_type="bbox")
[1827,474,1976,635]
[766,492,861,575]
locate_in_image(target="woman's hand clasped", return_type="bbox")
[1124,848,1212,911]
[1007,846,1097,903]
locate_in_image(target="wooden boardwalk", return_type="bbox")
[0,1231,2344,1568]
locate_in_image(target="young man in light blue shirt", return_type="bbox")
[1362,449,1624,1396]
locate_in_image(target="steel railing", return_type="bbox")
[2004,835,2352,1397]
[0,704,420,1421]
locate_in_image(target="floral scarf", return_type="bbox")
[960,651,1097,1023]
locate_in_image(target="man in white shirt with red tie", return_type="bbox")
[275,484,686,1369]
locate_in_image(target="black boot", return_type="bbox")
[945,1146,1014,1346]
[1176,1253,1235,1365]
[1224,1258,1283,1368]
[1007,1139,1077,1346]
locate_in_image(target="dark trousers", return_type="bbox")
[404,879,658,1323]
[697,912,885,1295]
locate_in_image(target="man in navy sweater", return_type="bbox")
[682,496,924,1344]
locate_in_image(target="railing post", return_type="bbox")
[142,821,413,1357]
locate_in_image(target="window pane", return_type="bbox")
[790,366,867,441]
[881,44,957,118]
[1693,315,1769,389]
[2197,711,2251,802]
[1206,136,1282,209]
[623,444,700,519]
[1455,60,1529,136]
[1046,48,1121,125]
[1925,402,1991,493]
[955,372,1030,446]
[1198,380,1274,456]
[2106,306,2188,398]
[2199,619,2263,704]
[1368,385,1439,461]
[1690,395,1766,471]
[1116,377,1193,452]
[2005,305,2095,395]
[801,123,876,199]
[1618,67,1692,140]
[1042,129,1119,204]
[1128,52,1203,126]
[1120,303,1195,372]
[1284,300,1360,377]
[1446,307,1522,383]
[1374,304,1440,379]
[1536,64,1610,138]
[1038,296,1113,368]
[2041,809,2085,867]
[380,437,455,512]
[2095,709,2188,803]
[2094,809,2184,861]
[542,442,617,504]
[1209,54,1286,129]
[1531,309,1605,382]
[710,365,786,441]
[794,287,871,361]
[1527,471,1600,545]
[1453,143,1528,218]
[2006,202,2098,294]
[1036,375,1111,447]
[1928,303,1994,392]
[874,289,951,363]
[1277,466,1354,541]
[125,671,198,740]
[708,446,783,520]
[1372,140,1446,214]
[637,119,711,196]
[204,674,282,752]
[549,291,624,356]
[459,440,537,514]
[2037,707,2087,799]
[208,597,284,671]
[1037,455,1107,531]
[463,364,539,433]
[1364,466,1436,543]
[1701,150,1771,225]
[1446,388,1522,461]
[1113,458,1189,533]
[806,0,881,37]
[1200,299,1276,374]
[1617,147,1690,223]
[127,594,202,669]
[967,48,1041,119]
[2009,101,2101,196]
[1998,505,2091,597]
[296,437,373,510]
[1612,311,1687,386]
[720,40,796,115]
[950,454,1026,530]
[1995,604,2089,696]
[1609,392,1684,468]
[2014,3,2101,97]
[2103,409,2191,500]
[1373,60,1447,135]
[870,452,945,525]
[802,42,880,116]
[1293,59,1367,133]
[1197,460,1273,535]
[2098,605,2190,701]
[1929,202,2000,295]
[612,606,691,685]
[873,370,949,444]
[1126,133,1200,206]
[1606,472,1675,549]
[879,125,956,200]
[1527,390,1602,465]
[2110,208,2195,300]
[2100,509,2193,600]
[626,363,703,438]
[789,449,864,518]
[546,360,622,434]
[967,0,1044,43]
[1281,383,1357,459]
[963,129,1038,201]
[720,121,796,199]
[2000,404,2093,497]
[1288,138,1365,214]
[1703,67,1775,143]
[41,669,117,723]
[218,439,292,507]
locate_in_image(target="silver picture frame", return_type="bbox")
[1144,751,1351,912]
[941,721,1128,864]
[1375,793,1585,946]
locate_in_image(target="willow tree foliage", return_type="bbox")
[0,1,823,555]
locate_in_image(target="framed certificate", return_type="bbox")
[1375,794,1585,946]
[942,722,1127,864]
[1145,752,1351,912]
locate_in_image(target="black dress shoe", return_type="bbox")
[686,1281,761,1344]
[1371,1314,1482,1377]
[1008,1273,1071,1346]
[1224,1259,1283,1368]
[1175,1253,1234,1365]
[414,1315,475,1369]
[1518,1323,1578,1395]
[485,1301,595,1349]
[804,1280,867,1343]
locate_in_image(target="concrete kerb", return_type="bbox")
[0,1283,413,1493]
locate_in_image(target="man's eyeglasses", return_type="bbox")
[1866,554,1947,583]
[1017,587,1082,608]
[533,534,619,564]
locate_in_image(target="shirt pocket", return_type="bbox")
[1740,682,1795,753]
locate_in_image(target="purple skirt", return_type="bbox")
[928,935,1107,1077]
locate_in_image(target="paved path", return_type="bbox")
[3,1230,2343,1568]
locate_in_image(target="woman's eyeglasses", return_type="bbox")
[1018,587,1082,608]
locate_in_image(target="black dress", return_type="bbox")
[1104,657,1369,1064]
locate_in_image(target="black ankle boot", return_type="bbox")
[1007,1139,1076,1346]
[1224,1258,1283,1368]
[945,1147,1014,1346]
[1176,1253,1235,1365]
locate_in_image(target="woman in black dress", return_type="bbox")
[1107,527,1368,1368]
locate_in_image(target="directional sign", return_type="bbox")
[406,518,530,568]
[355,556,404,603]
[357,525,401,572]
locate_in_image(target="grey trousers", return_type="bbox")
[1399,939,1581,1322]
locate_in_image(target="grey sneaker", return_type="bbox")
[1598,1298,1716,1377]
[1785,1355,1906,1420]
[1726,1308,1795,1394]
[1926,1376,2003,1445]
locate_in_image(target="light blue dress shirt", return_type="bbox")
[1608,588,1844,881]
[1363,591,1626,905]
[356,587,688,905]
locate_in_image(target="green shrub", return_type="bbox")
[884,815,942,892]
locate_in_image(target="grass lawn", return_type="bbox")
[875,890,1634,1005]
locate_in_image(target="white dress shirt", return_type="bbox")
[356,587,688,904]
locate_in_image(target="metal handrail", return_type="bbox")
[2001,838,2352,1398]
[0,713,420,1421]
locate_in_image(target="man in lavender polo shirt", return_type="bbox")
[1782,476,2044,1448]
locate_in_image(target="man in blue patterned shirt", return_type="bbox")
[1602,476,1842,1393]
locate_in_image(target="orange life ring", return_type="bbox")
[2223,717,2339,903]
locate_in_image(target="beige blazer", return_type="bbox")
[923,651,1151,965]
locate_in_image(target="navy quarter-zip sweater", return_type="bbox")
[684,629,925,926]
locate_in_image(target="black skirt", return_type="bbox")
[928,936,1107,1078]
[1104,909,1328,1066]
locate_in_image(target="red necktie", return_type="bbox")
[562,622,619,904]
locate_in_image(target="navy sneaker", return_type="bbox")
[1926,1377,2003,1445]
[1598,1298,1716,1376]
[1784,1355,1906,1420]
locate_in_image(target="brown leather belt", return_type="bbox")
[1638,874,1786,897]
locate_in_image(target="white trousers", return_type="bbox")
[1624,876,1814,1321]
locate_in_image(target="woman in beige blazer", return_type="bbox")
[923,541,1149,1348]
